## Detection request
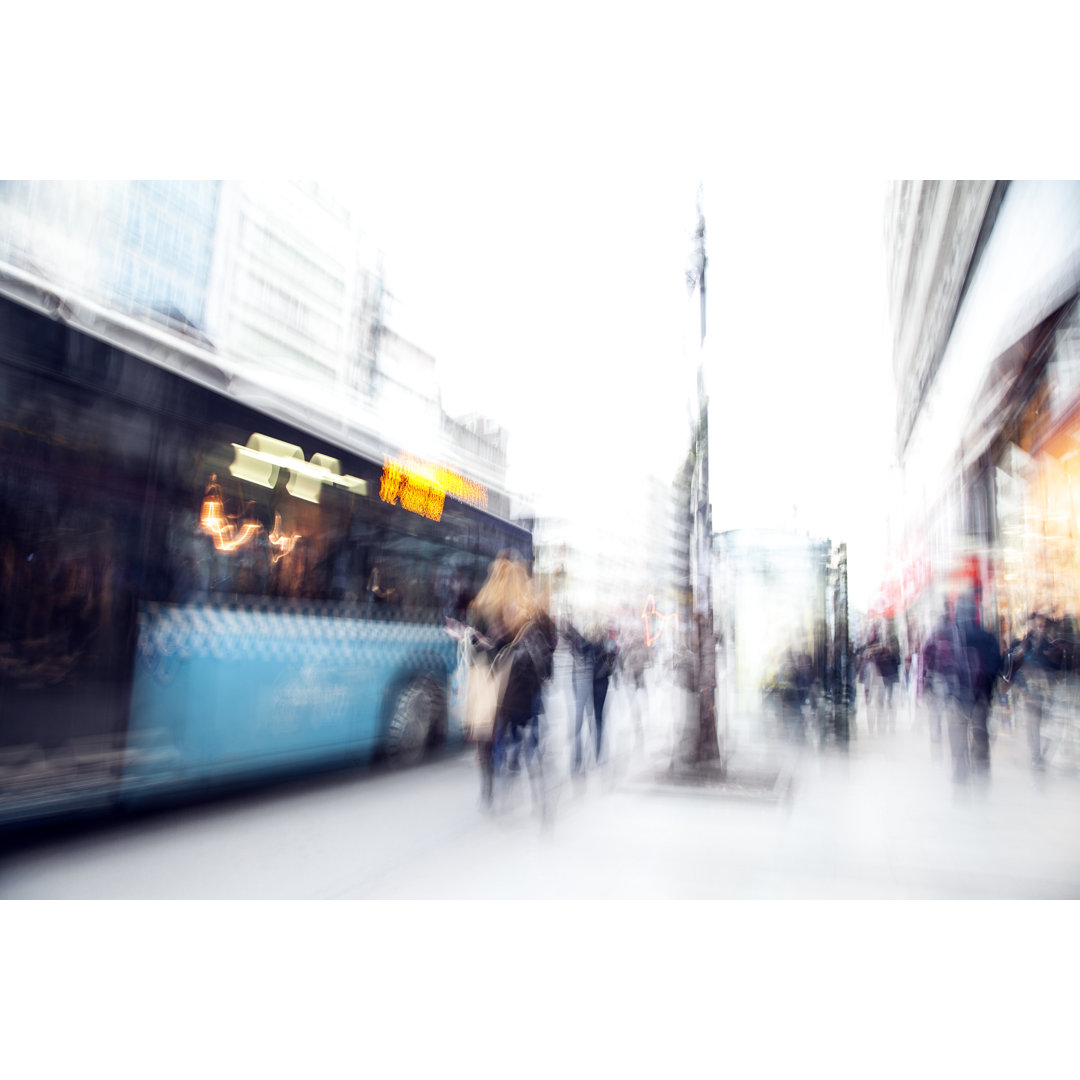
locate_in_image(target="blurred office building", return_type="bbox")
[0,180,508,506]
[206,181,383,391]
[883,180,1080,643]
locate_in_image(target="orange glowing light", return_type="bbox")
[200,495,224,532]
[198,476,301,557]
[379,454,483,522]
[641,595,678,647]
[433,465,487,510]
[268,513,302,564]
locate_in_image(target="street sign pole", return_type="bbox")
[685,189,720,765]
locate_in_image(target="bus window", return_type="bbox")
[159,427,378,605]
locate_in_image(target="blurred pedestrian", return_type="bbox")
[497,590,557,815]
[567,620,594,777]
[796,646,815,731]
[619,621,650,753]
[777,647,803,740]
[873,633,901,732]
[922,605,954,752]
[591,619,618,762]
[1007,610,1062,771]
[567,617,617,775]
[855,635,874,728]
[467,553,555,809]
[945,594,1002,783]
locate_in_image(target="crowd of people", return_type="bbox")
[456,554,1080,812]
[855,595,1080,783]
[855,627,902,734]
[756,590,1079,786]
[453,551,661,817]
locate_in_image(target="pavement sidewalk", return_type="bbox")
[446,681,1080,898]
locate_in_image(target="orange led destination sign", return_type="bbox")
[380,455,488,522]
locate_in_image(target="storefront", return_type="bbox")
[895,181,1080,650]
[992,296,1080,641]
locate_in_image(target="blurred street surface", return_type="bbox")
[2,649,1079,898]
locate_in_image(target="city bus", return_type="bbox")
[0,267,531,830]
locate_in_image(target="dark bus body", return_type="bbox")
[0,276,530,831]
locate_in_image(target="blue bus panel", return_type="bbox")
[121,604,461,800]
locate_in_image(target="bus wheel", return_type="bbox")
[386,678,444,767]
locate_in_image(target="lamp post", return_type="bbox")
[684,189,720,766]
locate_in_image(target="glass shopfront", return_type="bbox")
[994,299,1080,644]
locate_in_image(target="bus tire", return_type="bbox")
[386,677,445,767]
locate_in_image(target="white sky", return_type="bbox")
[377,169,896,520]
[339,94,900,603]
[12,2,1074,606]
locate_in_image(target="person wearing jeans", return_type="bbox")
[568,624,595,776]
[946,595,1002,784]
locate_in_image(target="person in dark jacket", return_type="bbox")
[567,621,594,777]
[590,621,618,764]
[1008,610,1062,771]
[921,606,955,750]
[467,554,554,808]
[567,618,617,775]
[497,607,557,783]
[946,594,1002,783]
[873,635,901,732]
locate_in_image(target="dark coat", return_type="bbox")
[500,615,557,725]
[949,618,1002,706]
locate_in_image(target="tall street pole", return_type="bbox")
[686,189,720,765]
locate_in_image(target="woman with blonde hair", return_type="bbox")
[469,551,536,640]
[467,551,556,810]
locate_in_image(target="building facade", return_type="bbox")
[208,181,378,387]
[0,180,509,508]
[885,180,1080,646]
